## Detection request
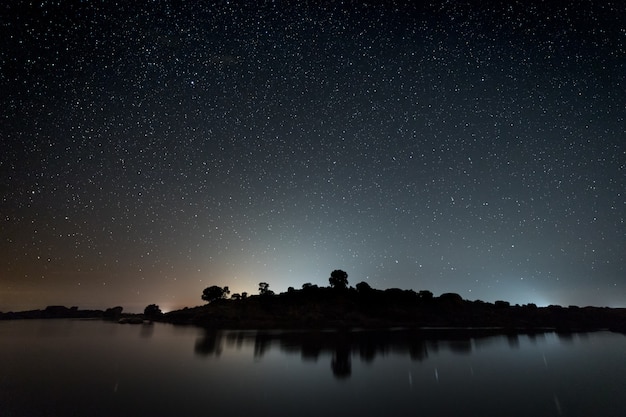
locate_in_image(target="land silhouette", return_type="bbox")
[2,270,626,333]
[164,278,626,332]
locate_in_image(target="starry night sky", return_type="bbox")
[1,1,624,312]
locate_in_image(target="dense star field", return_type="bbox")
[1,1,624,312]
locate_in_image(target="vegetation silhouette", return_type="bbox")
[144,304,163,319]
[202,286,230,303]
[161,271,626,333]
[103,306,124,320]
[3,270,626,334]
[329,269,349,290]
[258,282,274,296]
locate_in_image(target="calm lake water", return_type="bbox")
[1,320,625,417]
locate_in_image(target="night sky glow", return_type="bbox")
[1,1,624,312]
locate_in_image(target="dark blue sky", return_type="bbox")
[1,1,624,312]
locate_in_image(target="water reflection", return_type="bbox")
[193,328,548,379]
[139,322,155,338]
[557,331,575,344]
[194,329,223,356]
[2,321,625,417]
[506,333,520,348]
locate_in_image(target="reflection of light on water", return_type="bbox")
[554,394,562,416]
[408,371,413,388]
[434,368,439,382]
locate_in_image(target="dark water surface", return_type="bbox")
[1,320,625,417]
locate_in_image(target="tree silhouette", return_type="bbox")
[103,306,123,319]
[202,286,229,303]
[258,282,274,296]
[355,281,372,293]
[143,304,162,318]
[418,290,433,300]
[439,292,462,302]
[329,270,348,289]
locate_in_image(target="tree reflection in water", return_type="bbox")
[331,333,351,379]
[195,329,223,356]
[192,328,544,379]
